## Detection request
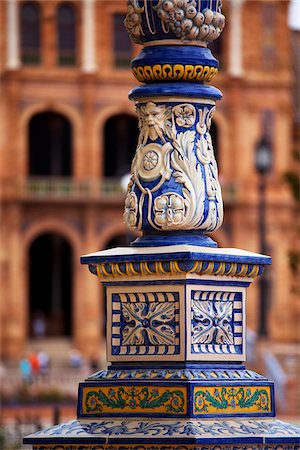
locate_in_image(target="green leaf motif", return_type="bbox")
[194,387,270,413]
[85,387,185,413]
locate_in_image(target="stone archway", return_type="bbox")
[28,232,73,337]
[22,219,82,343]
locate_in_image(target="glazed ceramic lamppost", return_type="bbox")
[255,136,273,337]
[24,0,300,447]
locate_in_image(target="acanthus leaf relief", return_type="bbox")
[124,101,223,233]
[192,300,234,345]
[122,301,176,346]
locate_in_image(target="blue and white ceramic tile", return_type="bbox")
[107,284,185,362]
[106,282,246,363]
[189,289,244,360]
[24,418,300,445]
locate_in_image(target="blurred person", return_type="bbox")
[69,348,82,369]
[37,350,50,378]
[28,351,40,380]
[19,355,32,384]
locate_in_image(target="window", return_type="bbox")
[261,3,276,70]
[113,13,132,69]
[20,2,41,65]
[104,114,138,177]
[29,112,72,176]
[57,3,76,66]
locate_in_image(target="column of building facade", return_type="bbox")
[5,0,20,70]
[228,0,244,77]
[81,0,97,73]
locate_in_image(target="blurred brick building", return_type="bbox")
[0,0,298,360]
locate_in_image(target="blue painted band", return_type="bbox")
[131,232,217,247]
[129,82,222,101]
[132,45,219,69]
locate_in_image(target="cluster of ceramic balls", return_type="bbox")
[156,0,225,42]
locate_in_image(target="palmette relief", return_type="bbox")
[124,101,223,233]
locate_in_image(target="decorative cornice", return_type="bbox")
[89,260,262,280]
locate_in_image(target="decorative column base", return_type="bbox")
[24,246,300,447]
[24,418,300,447]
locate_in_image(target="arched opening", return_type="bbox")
[29,233,73,337]
[28,112,72,176]
[210,120,219,167]
[57,3,77,66]
[20,2,41,65]
[104,114,138,177]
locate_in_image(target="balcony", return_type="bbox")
[0,177,238,205]
[0,177,125,203]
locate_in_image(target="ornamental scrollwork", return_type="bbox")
[132,142,173,183]
[194,387,270,413]
[124,101,223,233]
[85,386,185,414]
[123,191,138,230]
[122,301,176,346]
[192,300,233,345]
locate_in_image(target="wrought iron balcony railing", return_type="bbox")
[1,177,125,201]
[0,177,237,204]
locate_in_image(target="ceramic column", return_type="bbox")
[24,0,300,447]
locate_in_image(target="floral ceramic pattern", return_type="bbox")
[194,387,271,414]
[154,193,185,229]
[88,368,266,381]
[27,418,300,438]
[123,191,138,230]
[173,104,196,128]
[122,301,175,346]
[192,300,234,345]
[84,386,186,415]
[125,101,223,234]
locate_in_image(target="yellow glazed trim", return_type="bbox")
[92,261,261,280]
[193,385,272,415]
[82,385,187,415]
[132,64,218,83]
